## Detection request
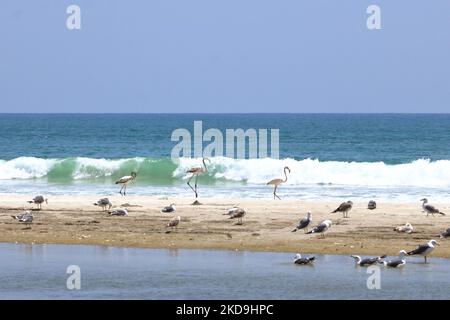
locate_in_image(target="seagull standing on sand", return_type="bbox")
[228,208,246,225]
[27,195,48,210]
[351,254,387,266]
[440,228,450,239]
[161,203,176,213]
[306,220,332,238]
[93,198,112,211]
[421,198,445,216]
[367,200,376,210]
[115,172,137,196]
[293,253,315,265]
[332,201,353,218]
[108,208,128,216]
[407,239,439,263]
[292,211,312,233]
[379,250,407,268]
[394,223,414,234]
[225,204,240,216]
[266,166,290,200]
[11,211,33,223]
[167,216,181,228]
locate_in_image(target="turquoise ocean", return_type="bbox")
[1,113,450,201]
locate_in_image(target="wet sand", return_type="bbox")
[1,195,449,257]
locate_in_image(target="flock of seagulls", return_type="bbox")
[6,163,450,269]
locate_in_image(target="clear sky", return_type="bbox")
[1,0,449,113]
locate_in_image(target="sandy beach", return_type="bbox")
[1,194,449,257]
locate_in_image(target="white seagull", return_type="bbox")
[108,208,128,216]
[379,250,407,268]
[351,254,387,266]
[421,198,445,216]
[115,172,137,196]
[407,239,439,263]
[93,198,112,211]
[291,211,312,233]
[293,253,315,265]
[27,195,48,210]
[394,223,414,234]
[306,220,332,238]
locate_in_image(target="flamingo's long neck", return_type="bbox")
[203,159,208,172]
[283,168,288,182]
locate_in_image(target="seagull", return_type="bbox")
[161,203,176,213]
[11,211,33,223]
[332,201,353,218]
[440,228,450,239]
[291,211,312,233]
[27,195,48,210]
[394,223,414,234]
[228,208,246,225]
[421,198,445,216]
[115,172,137,196]
[108,208,128,216]
[93,198,112,211]
[379,250,407,268]
[367,200,376,210]
[167,216,181,228]
[351,254,387,266]
[306,220,332,238]
[407,239,439,263]
[225,204,240,216]
[293,253,315,265]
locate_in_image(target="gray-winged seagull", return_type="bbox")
[351,254,387,266]
[421,198,445,216]
[27,195,48,210]
[292,211,312,233]
[293,253,315,265]
[11,211,33,223]
[161,203,176,213]
[407,239,439,263]
[379,250,407,268]
[94,198,112,211]
[306,219,332,238]
[332,201,353,218]
[108,208,128,216]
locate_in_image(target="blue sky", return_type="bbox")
[1,1,449,113]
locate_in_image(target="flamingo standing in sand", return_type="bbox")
[115,172,137,196]
[266,166,290,200]
[186,157,210,202]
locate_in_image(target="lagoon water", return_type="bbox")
[0,243,449,299]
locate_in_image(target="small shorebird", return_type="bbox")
[406,239,439,263]
[379,250,407,268]
[306,220,332,238]
[367,200,376,210]
[93,198,112,211]
[421,198,445,216]
[351,254,386,266]
[225,204,240,216]
[228,208,246,225]
[332,201,353,218]
[115,172,137,196]
[167,216,181,228]
[266,166,290,200]
[291,211,312,233]
[27,195,48,210]
[186,157,210,204]
[394,223,414,234]
[11,211,33,224]
[161,203,176,213]
[108,208,128,216]
[293,253,315,265]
